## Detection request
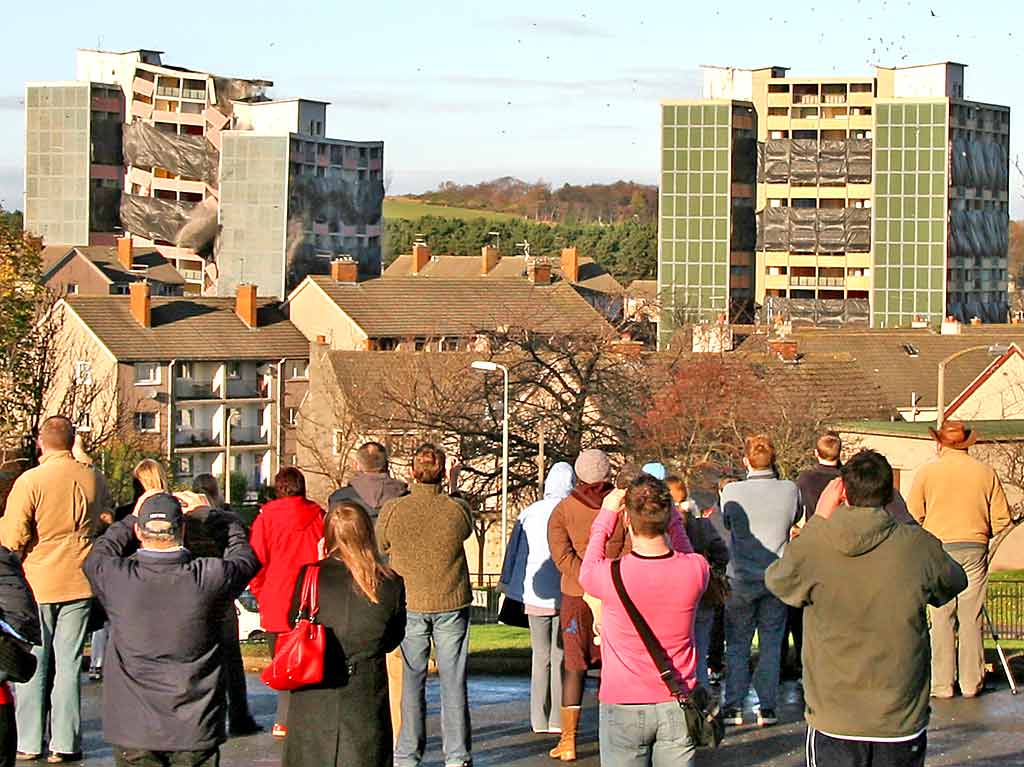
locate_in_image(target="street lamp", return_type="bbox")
[471,360,510,556]
[936,345,1000,428]
[224,407,242,506]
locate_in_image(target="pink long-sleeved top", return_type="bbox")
[579,505,709,704]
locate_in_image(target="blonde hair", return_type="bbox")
[324,501,394,604]
[133,459,169,492]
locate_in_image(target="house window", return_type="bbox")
[440,337,460,352]
[414,337,428,351]
[135,412,159,432]
[176,456,193,475]
[226,362,241,379]
[286,407,298,426]
[112,285,129,295]
[66,283,78,295]
[376,338,398,351]
[76,412,91,432]
[177,362,193,379]
[134,362,160,385]
[332,430,345,455]
[74,361,92,386]
[288,361,309,379]
[176,409,194,428]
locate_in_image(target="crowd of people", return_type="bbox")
[0,412,1014,766]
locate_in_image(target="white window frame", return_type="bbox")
[226,362,241,380]
[288,361,309,380]
[286,407,298,426]
[135,411,159,433]
[76,411,92,432]
[134,362,161,386]
[176,456,193,475]
[177,362,193,379]
[73,360,92,386]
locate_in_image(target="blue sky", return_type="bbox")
[1,0,1022,213]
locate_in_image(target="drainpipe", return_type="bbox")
[167,359,177,472]
[276,358,286,482]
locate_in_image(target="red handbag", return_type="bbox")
[260,565,326,691]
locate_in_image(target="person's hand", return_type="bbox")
[790,525,801,540]
[602,488,626,513]
[317,537,327,560]
[816,477,847,520]
[583,594,602,645]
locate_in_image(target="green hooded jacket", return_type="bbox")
[766,505,967,739]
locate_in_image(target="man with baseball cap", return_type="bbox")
[84,492,260,766]
[907,421,1012,698]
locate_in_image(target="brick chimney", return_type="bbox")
[117,236,133,270]
[529,259,552,285]
[561,246,580,283]
[767,337,799,362]
[411,243,431,274]
[481,245,501,275]
[330,257,358,284]
[236,283,258,328]
[129,281,151,328]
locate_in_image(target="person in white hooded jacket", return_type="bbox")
[500,463,575,735]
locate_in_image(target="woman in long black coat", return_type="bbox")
[282,500,406,767]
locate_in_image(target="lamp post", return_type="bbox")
[936,345,997,428]
[471,360,510,556]
[224,407,241,506]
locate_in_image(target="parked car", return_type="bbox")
[236,589,265,641]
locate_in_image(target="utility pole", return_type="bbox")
[537,424,546,490]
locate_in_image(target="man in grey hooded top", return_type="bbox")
[500,463,575,734]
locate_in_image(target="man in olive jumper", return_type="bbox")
[378,444,473,767]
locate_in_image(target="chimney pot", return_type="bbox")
[236,284,258,328]
[117,236,133,270]
[529,259,552,285]
[481,245,501,275]
[316,335,327,344]
[560,246,580,283]
[330,257,358,284]
[411,243,431,274]
[767,338,799,362]
[129,281,151,328]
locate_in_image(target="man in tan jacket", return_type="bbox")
[0,415,113,761]
[907,420,1011,698]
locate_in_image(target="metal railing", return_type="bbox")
[986,578,1024,640]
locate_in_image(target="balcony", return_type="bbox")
[175,428,218,448]
[225,379,270,400]
[229,426,269,446]
[175,381,216,400]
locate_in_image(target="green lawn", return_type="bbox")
[384,197,521,222]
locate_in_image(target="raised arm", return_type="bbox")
[667,508,694,554]
[765,533,813,607]
[578,505,620,601]
[83,517,140,603]
[216,516,261,597]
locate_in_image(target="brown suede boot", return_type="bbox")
[548,706,581,761]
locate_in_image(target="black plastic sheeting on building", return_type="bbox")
[754,208,872,254]
[948,297,1009,324]
[789,139,819,186]
[90,117,122,166]
[950,138,1009,191]
[123,122,219,185]
[119,193,197,244]
[176,196,219,251]
[757,138,873,185]
[764,296,870,327]
[89,186,121,232]
[949,209,1009,260]
[732,138,757,184]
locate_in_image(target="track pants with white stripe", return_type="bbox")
[805,728,927,767]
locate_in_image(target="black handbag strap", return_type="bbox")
[610,558,687,701]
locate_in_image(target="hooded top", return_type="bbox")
[766,505,967,739]
[502,463,575,609]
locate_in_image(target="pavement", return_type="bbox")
[41,671,1024,765]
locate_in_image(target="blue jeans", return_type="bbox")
[599,702,695,767]
[724,580,787,712]
[16,598,91,755]
[693,605,715,688]
[395,609,471,767]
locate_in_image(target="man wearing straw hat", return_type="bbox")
[907,421,1012,698]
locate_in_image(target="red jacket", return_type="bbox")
[249,495,325,633]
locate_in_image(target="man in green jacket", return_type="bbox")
[766,450,966,767]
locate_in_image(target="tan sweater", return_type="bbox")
[907,448,1012,546]
[0,450,113,603]
[377,483,473,613]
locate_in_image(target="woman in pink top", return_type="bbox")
[579,475,708,767]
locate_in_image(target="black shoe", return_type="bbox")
[230,719,264,737]
[757,708,779,727]
[722,707,744,726]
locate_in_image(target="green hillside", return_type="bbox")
[384,197,521,222]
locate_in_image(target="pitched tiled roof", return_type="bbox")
[626,280,658,299]
[65,296,310,362]
[40,244,75,273]
[383,254,624,294]
[73,246,185,285]
[736,327,1024,412]
[306,276,614,337]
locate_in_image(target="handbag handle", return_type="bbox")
[297,566,321,621]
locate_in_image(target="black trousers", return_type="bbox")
[114,747,219,767]
[0,704,15,767]
[217,606,253,728]
[807,728,926,767]
[707,605,725,673]
[783,605,804,678]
